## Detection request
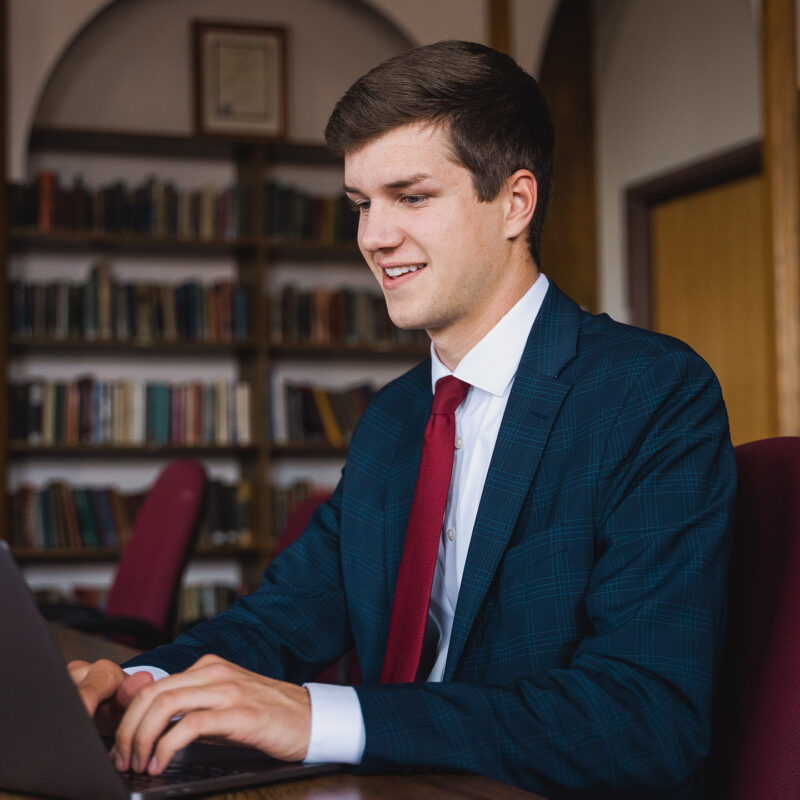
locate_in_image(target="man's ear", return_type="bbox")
[504,169,537,240]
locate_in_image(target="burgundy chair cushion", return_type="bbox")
[105,460,206,633]
[276,492,361,685]
[718,437,800,799]
[276,492,333,554]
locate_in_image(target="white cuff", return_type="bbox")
[123,665,170,680]
[303,682,366,764]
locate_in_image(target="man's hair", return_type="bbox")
[325,40,555,265]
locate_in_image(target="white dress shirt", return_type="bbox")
[127,274,550,766]
[304,273,549,763]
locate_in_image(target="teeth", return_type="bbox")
[385,264,424,278]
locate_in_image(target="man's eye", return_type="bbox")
[348,200,370,213]
[402,195,427,206]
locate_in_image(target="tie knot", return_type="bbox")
[432,376,470,415]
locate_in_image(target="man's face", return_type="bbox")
[344,123,518,353]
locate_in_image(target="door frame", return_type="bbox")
[625,141,762,328]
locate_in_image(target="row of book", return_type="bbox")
[6,477,254,554]
[270,479,332,539]
[8,483,142,551]
[9,378,251,447]
[177,584,240,627]
[9,172,358,244]
[11,173,248,241]
[269,285,428,347]
[264,180,357,244]
[271,380,375,446]
[9,262,249,344]
[199,479,253,550]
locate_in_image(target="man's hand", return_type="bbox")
[112,654,311,775]
[68,659,154,716]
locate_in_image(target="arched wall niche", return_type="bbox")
[28,0,414,158]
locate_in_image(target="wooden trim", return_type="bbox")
[625,141,761,328]
[0,0,8,543]
[489,0,511,55]
[538,0,598,312]
[762,0,800,435]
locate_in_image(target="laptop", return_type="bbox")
[0,541,341,799]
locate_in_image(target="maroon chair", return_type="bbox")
[277,491,361,685]
[713,436,800,799]
[42,460,207,649]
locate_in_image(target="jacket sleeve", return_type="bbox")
[123,482,352,684]
[355,349,737,800]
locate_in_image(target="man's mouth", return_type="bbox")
[384,264,426,278]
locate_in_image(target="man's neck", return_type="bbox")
[430,265,540,371]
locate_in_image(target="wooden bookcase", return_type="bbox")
[2,125,426,591]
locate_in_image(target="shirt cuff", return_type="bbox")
[123,665,170,681]
[303,682,366,764]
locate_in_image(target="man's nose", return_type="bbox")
[358,206,403,252]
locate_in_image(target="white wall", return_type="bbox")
[594,0,761,321]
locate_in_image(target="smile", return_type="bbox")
[384,264,426,278]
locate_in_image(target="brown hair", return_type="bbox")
[325,40,554,264]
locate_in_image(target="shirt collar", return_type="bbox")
[430,273,550,397]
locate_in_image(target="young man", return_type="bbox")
[70,41,736,798]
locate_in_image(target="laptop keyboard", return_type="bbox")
[122,762,251,791]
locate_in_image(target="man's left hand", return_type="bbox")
[111,654,311,774]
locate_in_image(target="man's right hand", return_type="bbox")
[68,659,154,717]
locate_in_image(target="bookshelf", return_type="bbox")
[3,125,427,597]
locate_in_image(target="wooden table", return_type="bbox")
[0,624,544,800]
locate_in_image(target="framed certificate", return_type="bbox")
[193,21,287,139]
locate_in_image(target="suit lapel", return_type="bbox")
[444,283,581,679]
[383,364,432,604]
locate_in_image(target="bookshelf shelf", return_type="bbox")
[9,230,361,261]
[9,336,259,355]
[267,240,362,261]
[9,228,260,255]
[270,442,350,458]
[11,544,261,563]
[270,341,428,360]
[9,444,260,458]
[28,126,339,165]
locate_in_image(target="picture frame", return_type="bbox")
[193,21,288,139]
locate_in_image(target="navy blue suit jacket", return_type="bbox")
[128,283,736,799]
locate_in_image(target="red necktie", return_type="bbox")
[380,375,470,683]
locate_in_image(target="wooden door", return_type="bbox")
[650,174,778,445]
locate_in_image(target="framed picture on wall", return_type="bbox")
[193,21,287,139]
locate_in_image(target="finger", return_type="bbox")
[75,660,124,717]
[119,680,233,772]
[67,660,91,685]
[116,666,221,764]
[115,659,244,771]
[117,671,154,708]
[149,708,247,775]
[130,685,234,773]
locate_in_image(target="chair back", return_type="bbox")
[275,491,361,685]
[106,460,206,636]
[715,436,800,799]
[276,491,333,553]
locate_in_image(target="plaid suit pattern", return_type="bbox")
[126,283,736,800]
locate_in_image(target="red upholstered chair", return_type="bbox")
[713,436,800,799]
[41,460,207,649]
[277,492,361,685]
